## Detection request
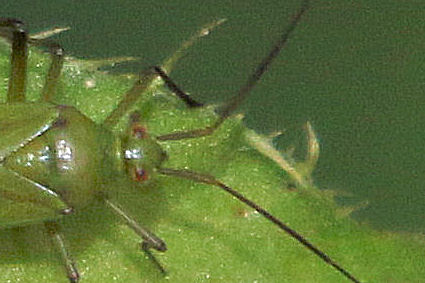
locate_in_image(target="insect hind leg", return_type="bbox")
[0,18,28,102]
[0,19,65,104]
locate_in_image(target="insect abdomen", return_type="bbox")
[5,105,115,209]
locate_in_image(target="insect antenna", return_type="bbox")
[158,167,361,283]
[156,0,310,141]
[219,0,309,121]
[156,2,360,280]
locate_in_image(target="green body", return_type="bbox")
[0,102,164,227]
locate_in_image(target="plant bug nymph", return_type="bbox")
[0,1,361,282]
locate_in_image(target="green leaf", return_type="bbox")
[0,33,424,283]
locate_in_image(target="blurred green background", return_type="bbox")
[1,0,424,233]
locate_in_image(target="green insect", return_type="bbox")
[0,1,361,282]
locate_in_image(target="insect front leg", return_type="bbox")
[103,66,205,130]
[104,199,167,274]
[103,70,158,128]
[151,66,203,108]
[0,18,28,102]
[156,1,310,141]
[44,221,79,283]
[103,19,225,130]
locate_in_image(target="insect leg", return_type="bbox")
[151,66,203,108]
[157,0,310,141]
[104,199,167,273]
[158,167,361,283]
[0,18,28,102]
[44,221,80,283]
[103,19,225,129]
[142,18,228,109]
[104,65,204,129]
[38,41,65,102]
[104,199,167,252]
[103,70,158,128]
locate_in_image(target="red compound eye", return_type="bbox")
[134,168,148,182]
[132,125,147,139]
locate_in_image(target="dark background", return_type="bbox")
[2,0,424,232]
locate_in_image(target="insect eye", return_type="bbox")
[134,167,148,182]
[132,125,147,139]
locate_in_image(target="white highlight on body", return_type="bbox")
[39,146,50,162]
[56,139,72,170]
[57,140,72,160]
[124,149,143,160]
